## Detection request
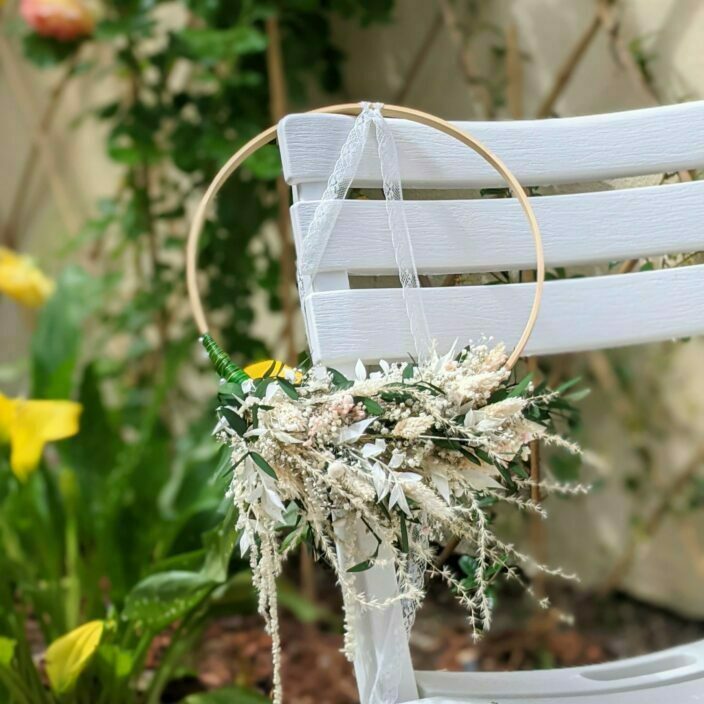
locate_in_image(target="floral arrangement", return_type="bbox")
[203,333,585,702]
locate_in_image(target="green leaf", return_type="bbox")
[458,446,481,465]
[220,408,247,437]
[94,643,133,681]
[347,560,373,573]
[277,379,299,400]
[22,33,82,68]
[555,376,582,394]
[246,144,282,180]
[508,372,533,398]
[31,267,98,399]
[565,388,591,403]
[380,390,412,403]
[183,686,269,704]
[399,513,409,553]
[0,637,15,667]
[497,464,517,490]
[277,581,338,625]
[201,506,238,582]
[218,382,244,406]
[356,397,383,416]
[249,452,277,479]
[280,522,307,555]
[509,463,529,479]
[253,378,274,399]
[413,380,445,396]
[458,555,478,578]
[402,363,415,380]
[549,451,582,482]
[123,571,215,631]
[328,368,353,390]
[474,448,493,465]
[178,26,267,60]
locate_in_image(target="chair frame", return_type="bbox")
[279,101,704,703]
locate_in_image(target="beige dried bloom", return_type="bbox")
[392,414,434,439]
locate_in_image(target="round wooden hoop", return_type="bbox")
[186,103,545,371]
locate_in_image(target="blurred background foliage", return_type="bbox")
[0,0,393,701]
[2,0,704,701]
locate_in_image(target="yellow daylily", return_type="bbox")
[45,620,104,694]
[244,359,302,383]
[0,247,54,308]
[0,394,82,481]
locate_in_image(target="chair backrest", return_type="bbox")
[277,101,704,703]
[279,101,704,369]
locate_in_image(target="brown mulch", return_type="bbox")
[181,577,704,704]
[195,615,358,704]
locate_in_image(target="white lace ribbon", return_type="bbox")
[298,102,432,704]
[298,101,432,363]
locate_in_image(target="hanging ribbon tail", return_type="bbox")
[367,104,433,363]
[300,101,433,704]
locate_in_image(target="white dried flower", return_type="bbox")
[392,414,434,439]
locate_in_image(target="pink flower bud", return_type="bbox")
[21,0,95,41]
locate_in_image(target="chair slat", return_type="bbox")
[415,639,704,700]
[278,102,704,188]
[307,264,704,365]
[291,180,704,274]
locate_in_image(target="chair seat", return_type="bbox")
[411,639,704,703]
[411,678,704,703]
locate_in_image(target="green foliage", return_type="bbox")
[2,0,395,700]
[22,33,83,67]
[123,571,217,631]
[182,686,270,704]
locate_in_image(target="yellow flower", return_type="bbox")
[45,620,104,694]
[0,247,54,308]
[0,394,82,481]
[244,359,302,383]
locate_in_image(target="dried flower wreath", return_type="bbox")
[202,333,585,703]
[188,103,587,704]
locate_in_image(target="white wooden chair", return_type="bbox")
[277,101,704,703]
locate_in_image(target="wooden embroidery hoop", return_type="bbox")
[186,103,545,371]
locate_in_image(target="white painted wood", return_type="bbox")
[278,101,704,188]
[291,180,704,274]
[341,538,420,704]
[306,264,704,365]
[283,102,704,703]
[413,639,704,702]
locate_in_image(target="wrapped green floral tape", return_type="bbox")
[200,333,250,383]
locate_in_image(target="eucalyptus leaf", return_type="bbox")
[347,560,373,573]
[508,372,533,398]
[221,408,247,437]
[250,452,277,479]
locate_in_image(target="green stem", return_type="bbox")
[128,631,154,686]
[0,665,35,704]
[63,485,80,632]
[3,602,52,704]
